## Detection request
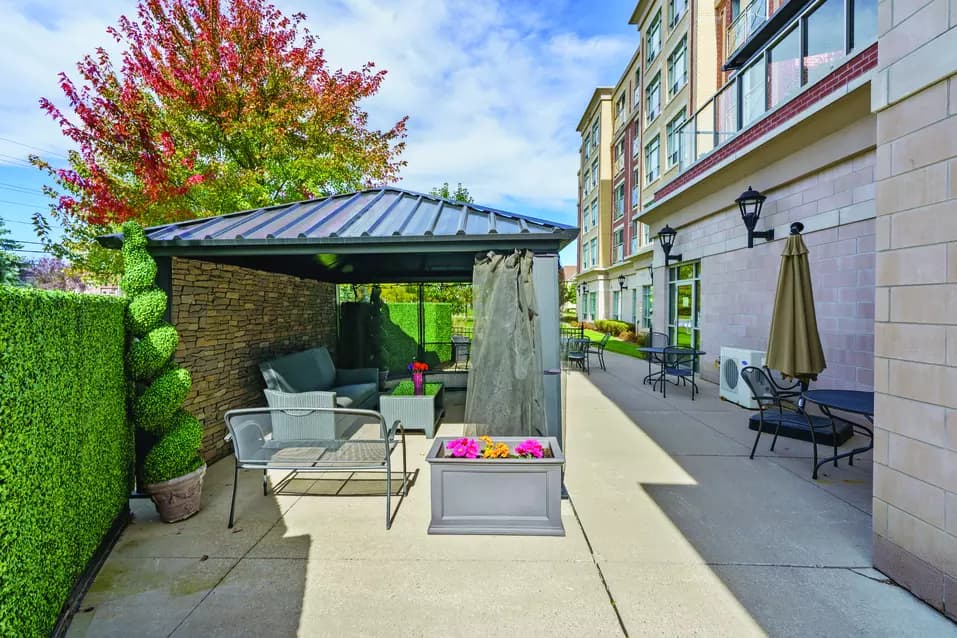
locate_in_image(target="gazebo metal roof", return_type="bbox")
[98,187,578,283]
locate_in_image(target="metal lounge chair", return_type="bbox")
[589,333,610,371]
[653,345,698,399]
[566,337,590,374]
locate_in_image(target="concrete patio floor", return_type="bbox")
[68,353,956,637]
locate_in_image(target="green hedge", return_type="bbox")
[0,286,131,636]
[339,302,453,373]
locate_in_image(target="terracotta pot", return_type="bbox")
[144,464,206,523]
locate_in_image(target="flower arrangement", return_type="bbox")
[408,361,429,373]
[445,436,547,459]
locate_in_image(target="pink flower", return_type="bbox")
[514,439,544,458]
[446,437,480,459]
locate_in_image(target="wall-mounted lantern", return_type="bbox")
[617,274,628,291]
[736,185,773,248]
[657,225,682,265]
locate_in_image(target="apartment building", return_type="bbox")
[577,0,956,622]
[575,88,613,322]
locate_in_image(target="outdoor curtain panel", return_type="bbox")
[464,249,545,437]
[765,231,827,382]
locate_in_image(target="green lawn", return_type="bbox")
[580,328,647,360]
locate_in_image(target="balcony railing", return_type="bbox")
[676,85,738,172]
[727,0,768,55]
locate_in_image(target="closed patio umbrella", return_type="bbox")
[765,222,826,389]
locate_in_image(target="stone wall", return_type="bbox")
[872,1,957,618]
[170,258,337,462]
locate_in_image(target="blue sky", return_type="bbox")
[0,0,640,267]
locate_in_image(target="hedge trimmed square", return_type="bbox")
[0,286,131,636]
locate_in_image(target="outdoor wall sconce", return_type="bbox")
[657,225,682,265]
[580,282,589,296]
[647,264,653,284]
[617,274,628,290]
[736,185,773,248]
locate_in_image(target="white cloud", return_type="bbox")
[0,0,636,227]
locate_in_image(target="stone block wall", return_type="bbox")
[665,151,877,390]
[872,1,957,618]
[170,258,337,462]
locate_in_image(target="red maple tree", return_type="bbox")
[33,0,407,275]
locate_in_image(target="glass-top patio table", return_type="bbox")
[802,389,874,480]
[637,346,707,385]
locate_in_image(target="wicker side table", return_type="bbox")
[379,382,445,438]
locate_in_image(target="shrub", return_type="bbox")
[142,411,204,484]
[0,286,131,636]
[127,287,168,336]
[581,321,596,331]
[123,222,203,488]
[619,330,637,343]
[594,319,632,336]
[340,301,453,373]
[128,323,179,380]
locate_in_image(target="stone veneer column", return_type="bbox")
[170,258,337,462]
[871,1,957,619]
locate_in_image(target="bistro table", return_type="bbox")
[637,346,707,387]
[802,389,874,480]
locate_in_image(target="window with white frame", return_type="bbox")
[614,139,625,173]
[614,229,625,262]
[631,167,640,207]
[582,241,590,269]
[591,200,598,228]
[591,160,599,189]
[630,220,639,253]
[646,12,661,63]
[642,223,651,245]
[614,183,625,220]
[591,121,599,149]
[669,0,688,27]
[666,109,686,167]
[632,131,641,157]
[583,168,591,195]
[646,73,661,123]
[615,94,626,124]
[612,290,621,320]
[633,69,641,109]
[582,201,589,231]
[590,238,598,267]
[667,37,688,95]
[645,136,660,183]
[583,132,591,158]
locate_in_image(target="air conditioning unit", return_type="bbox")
[719,347,766,408]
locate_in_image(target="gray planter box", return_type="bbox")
[425,436,564,536]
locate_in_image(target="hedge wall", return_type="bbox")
[339,302,452,373]
[0,286,131,636]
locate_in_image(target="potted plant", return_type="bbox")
[425,435,564,536]
[122,222,205,522]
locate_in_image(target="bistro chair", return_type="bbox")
[566,338,590,374]
[589,333,610,371]
[740,366,835,468]
[653,345,698,399]
[450,335,471,369]
[644,331,670,386]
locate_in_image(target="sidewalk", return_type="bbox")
[67,353,956,637]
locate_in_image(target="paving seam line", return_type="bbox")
[568,494,630,638]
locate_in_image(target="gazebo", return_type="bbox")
[99,187,579,456]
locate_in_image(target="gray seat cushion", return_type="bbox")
[260,347,336,392]
[333,383,378,409]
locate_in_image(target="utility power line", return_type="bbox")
[0,199,44,209]
[0,217,36,226]
[0,136,69,160]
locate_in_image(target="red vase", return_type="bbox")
[412,372,425,395]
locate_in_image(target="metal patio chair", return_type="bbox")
[566,337,590,374]
[450,335,471,369]
[589,333,610,371]
[653,345,698,399]
[644,331,670,387]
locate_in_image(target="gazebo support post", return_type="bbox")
[533,254,562,443]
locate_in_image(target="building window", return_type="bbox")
[741,57,766,126]
[642,285,653,331]
[590,200,597,228]
[667,37,688,95]
[590,238,598,268]
[615,93,626,124]
[630,220,639,253]
[642,223,651,245]
[591,121,599,149]
[646,73,661,123]
[614,139,625,174]
[583,132,591,158]
[853,0,878,49]
[583,168,591,195]
[666,110,686,167]
[614,183,625,219]
[631,168,640,207]
[612,290,621,320]
[768,26,801,108]
[804,0,845,85]
[614,228,624,262]
[589,292,597,320]
[668,262,701,356]
[669,0,688,27]
[645,136,660,184]
[646,12,661,63]
[633,69,641,109]
[591,160,599,190]
[582,241,590,270]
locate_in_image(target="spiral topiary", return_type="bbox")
[122,221,204,492]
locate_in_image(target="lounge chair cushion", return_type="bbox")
[333,382,379,409]
[260,347,337,393]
